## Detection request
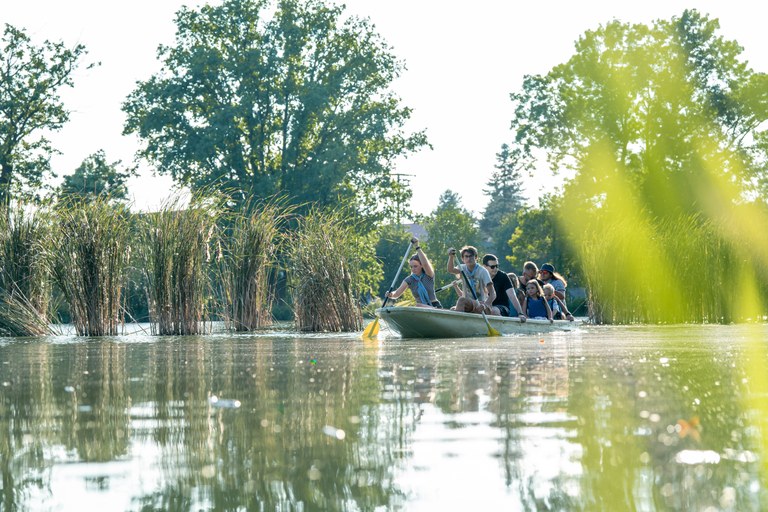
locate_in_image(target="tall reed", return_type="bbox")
[289,209,363,332]
[575,214,768,324]
[0,204,53,336]
[217,200,289,331]
[51,199,132,336]
[137,195,217,335]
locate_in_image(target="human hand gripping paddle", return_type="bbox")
[362,240,413,339]
[460,269,501,337]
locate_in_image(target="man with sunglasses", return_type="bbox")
[482,254,526,320]
[447,245,495,314]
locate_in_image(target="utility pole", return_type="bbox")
[391,172,414,225]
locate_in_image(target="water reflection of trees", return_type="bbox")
[566,336,765,511]
[1,331,766,510]
[378,334,766,511]
[0,338,412,511]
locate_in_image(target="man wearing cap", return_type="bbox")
[538,263,567,305]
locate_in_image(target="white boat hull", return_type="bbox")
[375,306,577,338]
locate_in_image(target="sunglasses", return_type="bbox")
[487,264,498,269]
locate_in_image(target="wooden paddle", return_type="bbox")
[460,268,501,337]
[362,240,413,339]
[435,281,461,293]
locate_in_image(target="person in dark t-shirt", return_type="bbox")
[482,254,526,320]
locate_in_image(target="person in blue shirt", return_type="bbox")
[543,283,574,321]
[523,280,553,322]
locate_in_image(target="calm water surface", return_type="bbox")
[1,324,767,511]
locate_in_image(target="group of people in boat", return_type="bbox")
[386,238,574,322]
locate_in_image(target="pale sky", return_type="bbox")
[4,0,768,217]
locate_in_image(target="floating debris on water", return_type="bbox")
[208,395,242,409]
[322,425,346,440]
[676,416,701,442]
[675,449,720,465]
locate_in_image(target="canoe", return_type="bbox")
[374,306,577,338]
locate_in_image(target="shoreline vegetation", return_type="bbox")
[1,195,766,338]
[2,6,768,334]
[0,197,379,337]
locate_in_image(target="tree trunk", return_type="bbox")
[0,160,13,208]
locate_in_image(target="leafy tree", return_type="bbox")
[0,24,90,206]
[504,11,768,322]
[421,190,480,306]
[373,224,412,299]
[509,10,768,216]
[506,195,577,279]
[423,190,480,261]
[479,143,527,259]
[58,150,136,202]
[123,0,427,219]
[491,211,520,266]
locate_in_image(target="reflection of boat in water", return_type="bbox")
[375,306,578,338]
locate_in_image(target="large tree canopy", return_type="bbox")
[0,24,89,206]
[506,10,768,322]
[123,0,427,217]
[510,10,768,216]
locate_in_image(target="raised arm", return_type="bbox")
[412,238,434,278]
[447,248,460,275]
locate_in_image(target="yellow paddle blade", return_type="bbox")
[362,318,381,339]
[487,326,501,337]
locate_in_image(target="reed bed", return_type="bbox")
[575,214,768,324]
[0,205,53,336]
[290,210,363,332]
[138,196,217,335]
[51,199,132,336]
[217,200,289,331]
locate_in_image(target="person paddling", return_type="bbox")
[386,238,442,308]
[447,245,495,314]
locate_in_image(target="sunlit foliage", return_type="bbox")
[509,10,768,322]
[216,199,291,330]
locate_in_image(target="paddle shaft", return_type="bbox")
[460,268,499,336]
[381,241,414,308]
[363,240,413,338]
[435,281,460,293]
